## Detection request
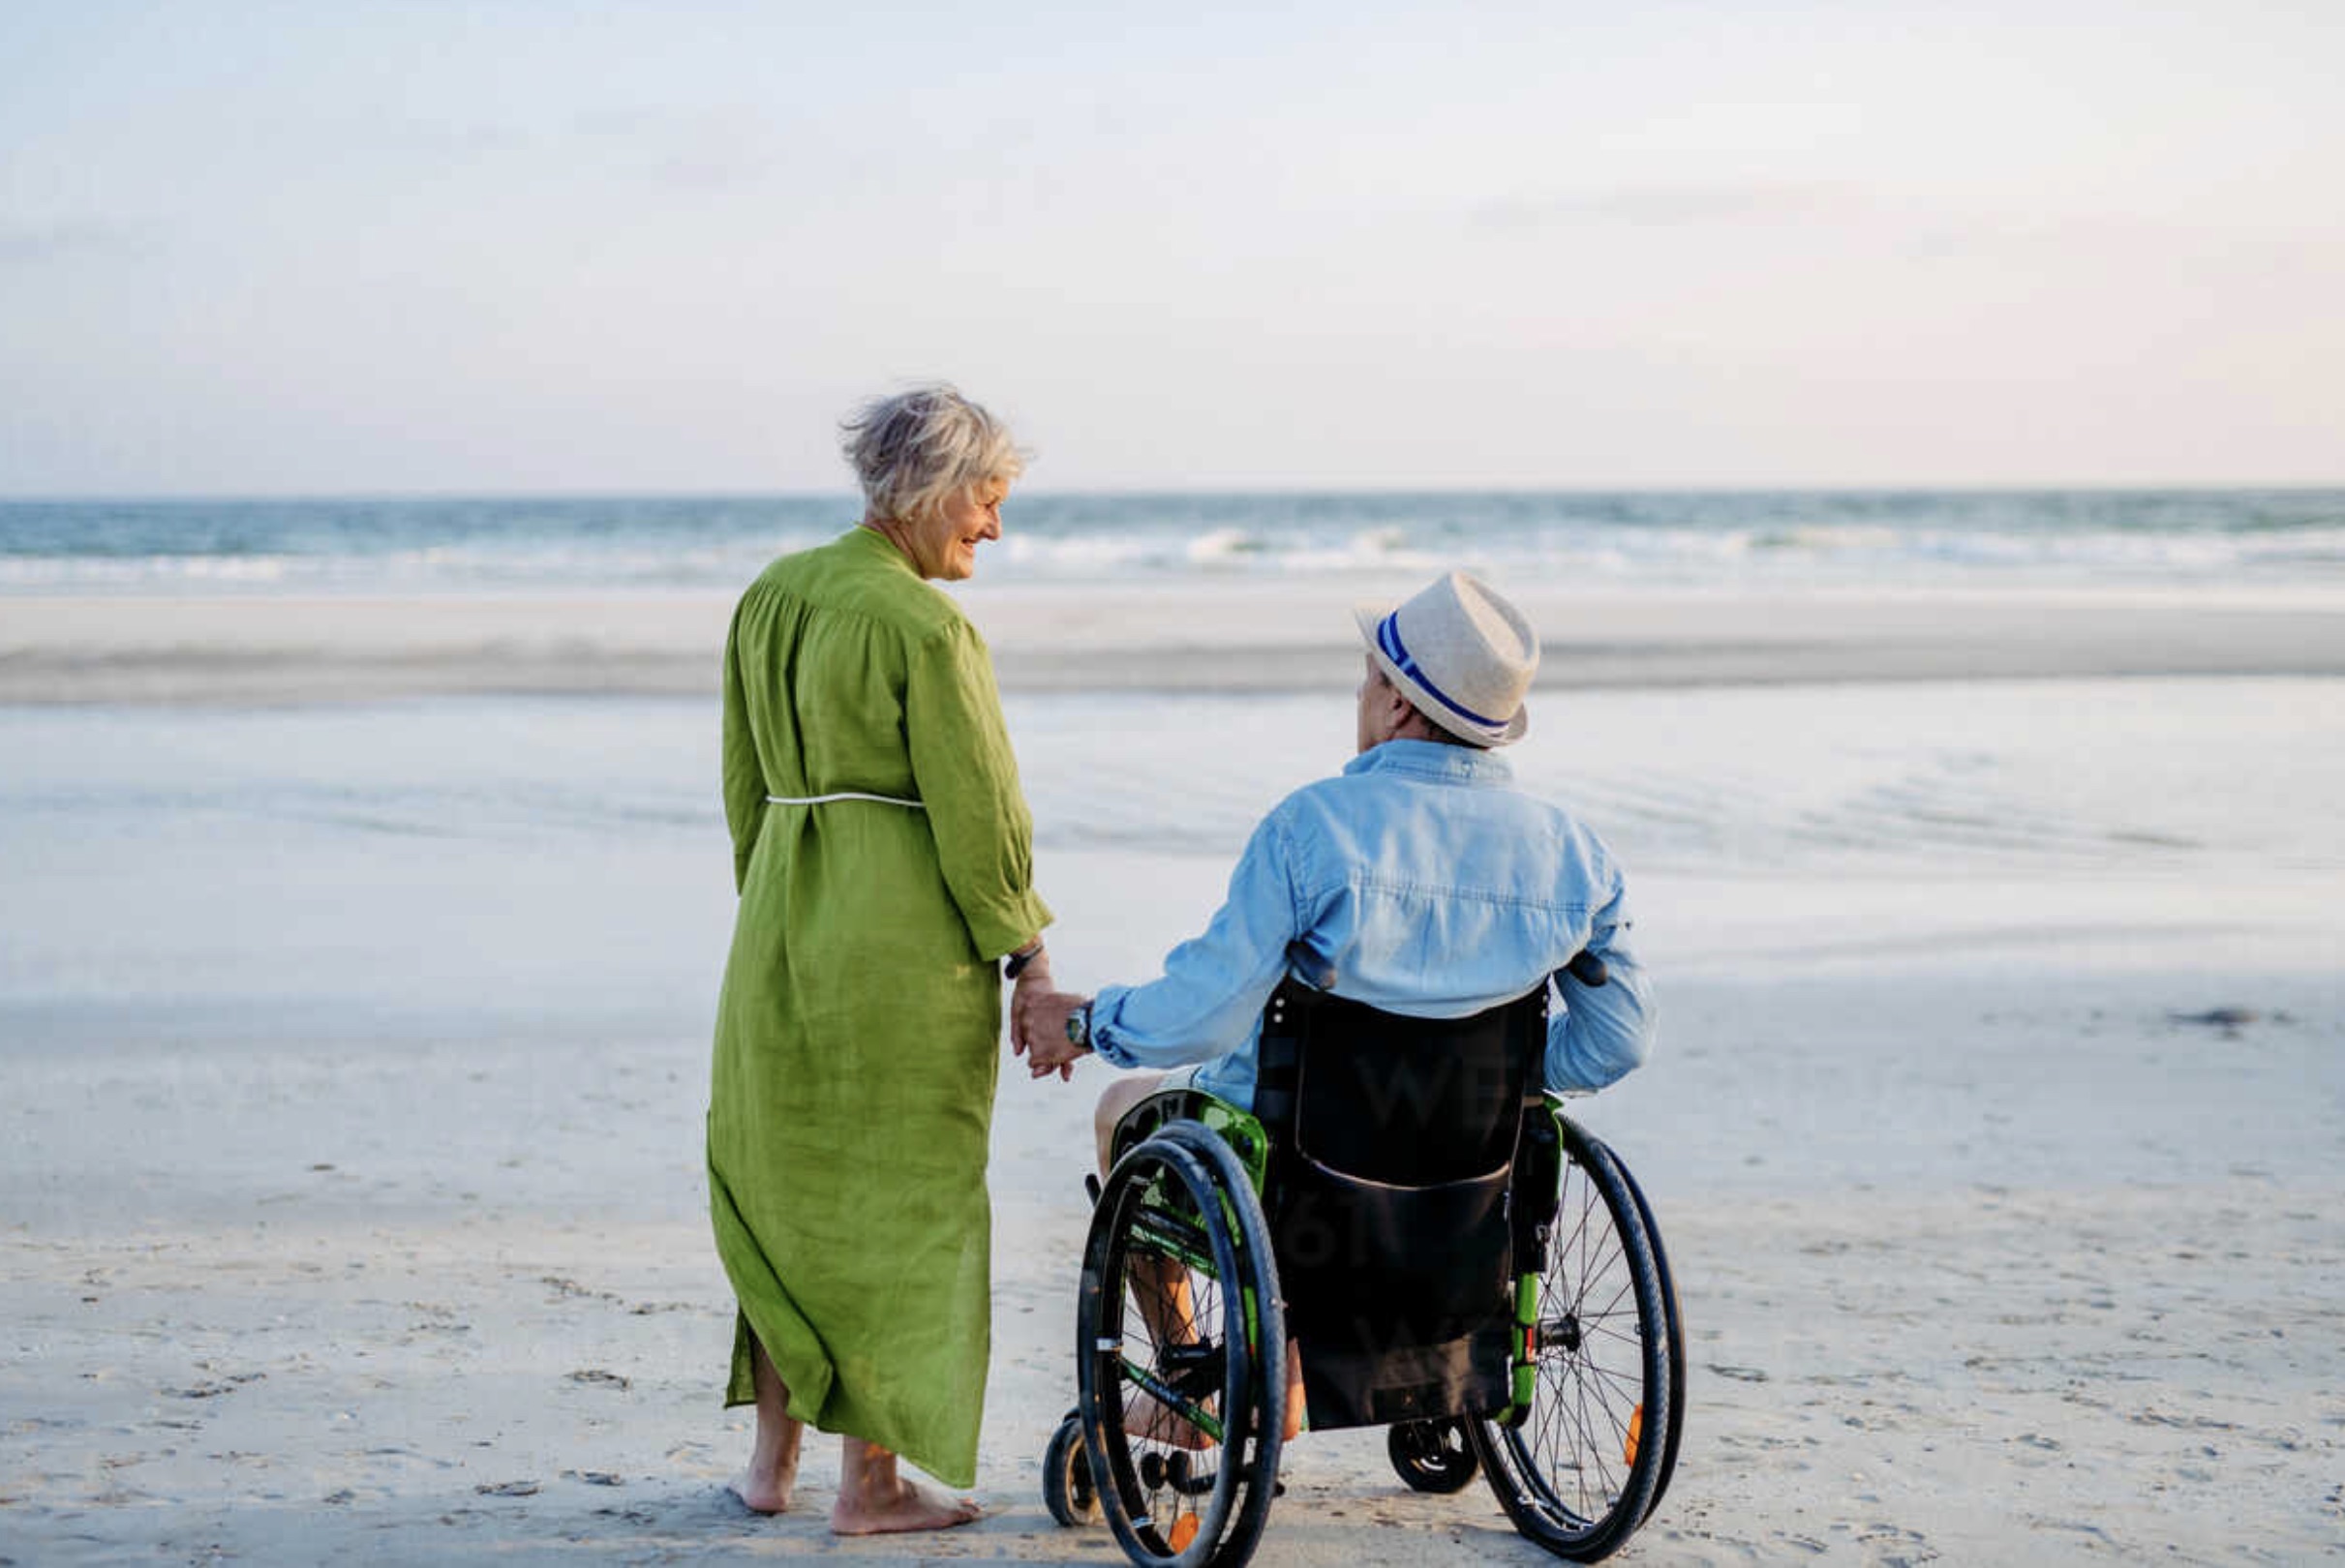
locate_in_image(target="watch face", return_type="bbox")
[1066,1006,1087,1047]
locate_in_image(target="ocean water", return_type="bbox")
[3,489,2341,595]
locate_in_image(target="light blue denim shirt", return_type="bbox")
[1088,739,1655,1109]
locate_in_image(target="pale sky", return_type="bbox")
[2,0,2339,494]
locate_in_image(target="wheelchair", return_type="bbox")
[1041,969,1685,1567]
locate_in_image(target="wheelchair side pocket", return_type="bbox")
[1273,1155,1515,1429]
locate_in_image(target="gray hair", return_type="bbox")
[839,384,1026,525]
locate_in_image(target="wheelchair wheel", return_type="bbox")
[1076,1121,1286,1568]
[1472,1123,1672,1562]
[1387,1418,1478,1493]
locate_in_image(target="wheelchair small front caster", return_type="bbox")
[1042,1408,1102,1526]
[1387,1418,1478,1493]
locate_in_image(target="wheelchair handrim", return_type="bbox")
[1077,1136,1252,1568]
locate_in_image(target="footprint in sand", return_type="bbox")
[1853,1522,1938,1567]
[565,1369,631,1391]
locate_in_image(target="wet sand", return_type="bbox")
[5,582,2345,701]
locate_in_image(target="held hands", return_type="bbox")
[1020,990,1091,1079]
[1009,966,1091,1081]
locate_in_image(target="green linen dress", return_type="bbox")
[708,526,1051,1488]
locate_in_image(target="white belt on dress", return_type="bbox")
[766,792,926,809]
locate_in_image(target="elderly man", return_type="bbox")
[1017,569,1654,1154]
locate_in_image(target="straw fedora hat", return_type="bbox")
[1354,571,1538,747]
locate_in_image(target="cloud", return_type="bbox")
[1476,183,2345,268]
[400,121,533,157]
[1475,181,1873,230]
[0,218,163,265]
[578,107,789,192]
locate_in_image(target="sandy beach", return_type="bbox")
[12,0,2343,1554]
[3,583,2341,1564]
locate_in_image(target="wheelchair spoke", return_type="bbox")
[1082,1137,1260,1563]
[1554,1377,1626,1516]
[1568,1357,1651,1410]
[1117,1358,1227,1445]
[1546,1356,1625,1517]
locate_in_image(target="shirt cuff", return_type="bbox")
[1086,983,1142,1069]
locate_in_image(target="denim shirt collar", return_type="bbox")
[1342,738,1515,787]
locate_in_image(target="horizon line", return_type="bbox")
[5,479,2343,505]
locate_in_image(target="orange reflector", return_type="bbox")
[1624,1403,1644,1466]
[1169,1514,1200,1551]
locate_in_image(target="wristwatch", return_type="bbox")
[1003,942,1044,980]
[1065,1001,1093,1054]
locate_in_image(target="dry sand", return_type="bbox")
[5,937,2338,1566]
[3,586,2341,1564]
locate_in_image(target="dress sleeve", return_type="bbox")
[719,596,766,895]
[905,617,1052,959]
[1088,812,1305,1070]
[1543,871,1656,1091]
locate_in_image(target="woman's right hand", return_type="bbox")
[1009,962,1054,1058]
[1019,989,1092,1079]
[1012,971,1087,1081]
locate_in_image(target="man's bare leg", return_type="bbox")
[728,1331,802,1514]
[1281,1334,1304,1440]
[831,1438,983,1534]
[1095,1074,1194,1345]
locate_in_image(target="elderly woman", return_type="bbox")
[709,385,1052,1534]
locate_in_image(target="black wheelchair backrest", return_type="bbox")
[1253,977,1550,1429]
[1258,979,1546,1187]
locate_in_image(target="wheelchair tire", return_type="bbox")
[1044,1408,1102,1526]
[1076,1121,1287,1568]
[1613,1151,1687,1522]
[1471,1122,1672,1563]
[1387,1418,1478,1493]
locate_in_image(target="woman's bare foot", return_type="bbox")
[831,1472,982,1534]
[731,1329,803,1513]
[727,1461,797,1515]
[833,1440,981,1535]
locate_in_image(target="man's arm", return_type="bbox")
[1023,812,1304,1077]
[1544,877,1655,1092]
